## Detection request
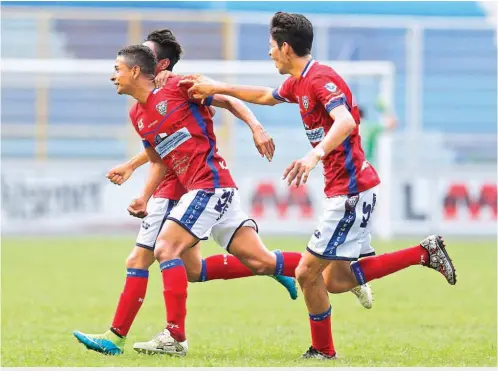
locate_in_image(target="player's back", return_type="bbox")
[134,77,236,191]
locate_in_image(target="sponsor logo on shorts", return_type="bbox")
[141,220,150,230]
[314,229,321,239]
[214,189,234,221]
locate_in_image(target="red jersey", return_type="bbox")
[130,76,236,191]
[273,59,380,197]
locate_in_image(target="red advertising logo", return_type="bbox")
[251,182,313,219]
[443,183,497,220]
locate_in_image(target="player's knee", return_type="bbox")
[295,262,317,287]
[126,247,154,269]
[154,238,185,262]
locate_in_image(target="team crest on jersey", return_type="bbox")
[155,101,168,116]
[325,83,337,93]
[138,118,144,130]
[302,96,309,111]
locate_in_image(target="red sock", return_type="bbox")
[309,306,335,356]
[160,259,188,342]
[200,254,253,281]
[274,250,301,277]
[111,268,148,337]
[351,245,429,284]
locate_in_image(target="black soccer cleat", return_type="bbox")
[302,346,337,360]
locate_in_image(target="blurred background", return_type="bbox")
[1,1,497,239]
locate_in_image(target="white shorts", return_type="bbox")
[135,197,178,250]
[167,188,258,251]
[307,186,379,261]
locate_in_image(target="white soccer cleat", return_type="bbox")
[133,329,188,357]
[350,283,373,309]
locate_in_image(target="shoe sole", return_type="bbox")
[133,346,186,357]
[435,235,457,285]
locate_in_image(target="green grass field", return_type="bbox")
[1,236,496,366]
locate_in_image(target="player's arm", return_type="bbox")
[127,145,167,219]
[314,105,357,158]
[179,75,283,106]
[140,146,167,203]
[210,94,275,161]
[107,150,149,185]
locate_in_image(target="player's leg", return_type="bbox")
[182,239,298,299]
[73,198,173,355]
[322,187,456,292]
[210,189,302,280]
[296,252,337,359]
[322,234,374,309]
[133,190,210,356]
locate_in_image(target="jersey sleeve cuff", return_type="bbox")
[142,140,151,148]
[203,96,214,106]
[272,88,286,102]
[325,96,349,113]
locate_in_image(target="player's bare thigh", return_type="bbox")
[127,245,156,270]
[181,242,203,282]
[322,260,357,293]
[154,219,199,262]
[228,226,275,275]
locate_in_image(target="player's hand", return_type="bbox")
[155,70,176,88]
[106,163,133,185]
[282,151,321,187]
[178,74,218,99]
[127,197,148,218]
[252,126,275,162]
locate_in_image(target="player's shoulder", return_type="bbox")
[309,62,339,80]
[129,101,140,119]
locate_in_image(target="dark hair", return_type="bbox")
[117,44,157,77]
[146,28,183,71]
[270,12,313,57]
[359,107,365,118]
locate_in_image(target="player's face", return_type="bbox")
[269,36,290,75]
[110,56,135,95]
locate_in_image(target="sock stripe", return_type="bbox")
[160,258,184,271]
[199,259,207,282]
[309,305,332,321]
[350,261,366,285]
[273,249,284,276]
[126,268,149,278]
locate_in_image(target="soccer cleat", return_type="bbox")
[73,329,125,355]
[350,283,373,309]
[133,329,188,356]
[302,346,337,360]
[420,235,457,285]
[272,275,298,300]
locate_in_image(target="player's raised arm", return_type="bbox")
[210,94,275,161]
[179,75,282,106]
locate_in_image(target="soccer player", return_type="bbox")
[107,44,307,356]
[179,12,457,360]
[72,29,296,356]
